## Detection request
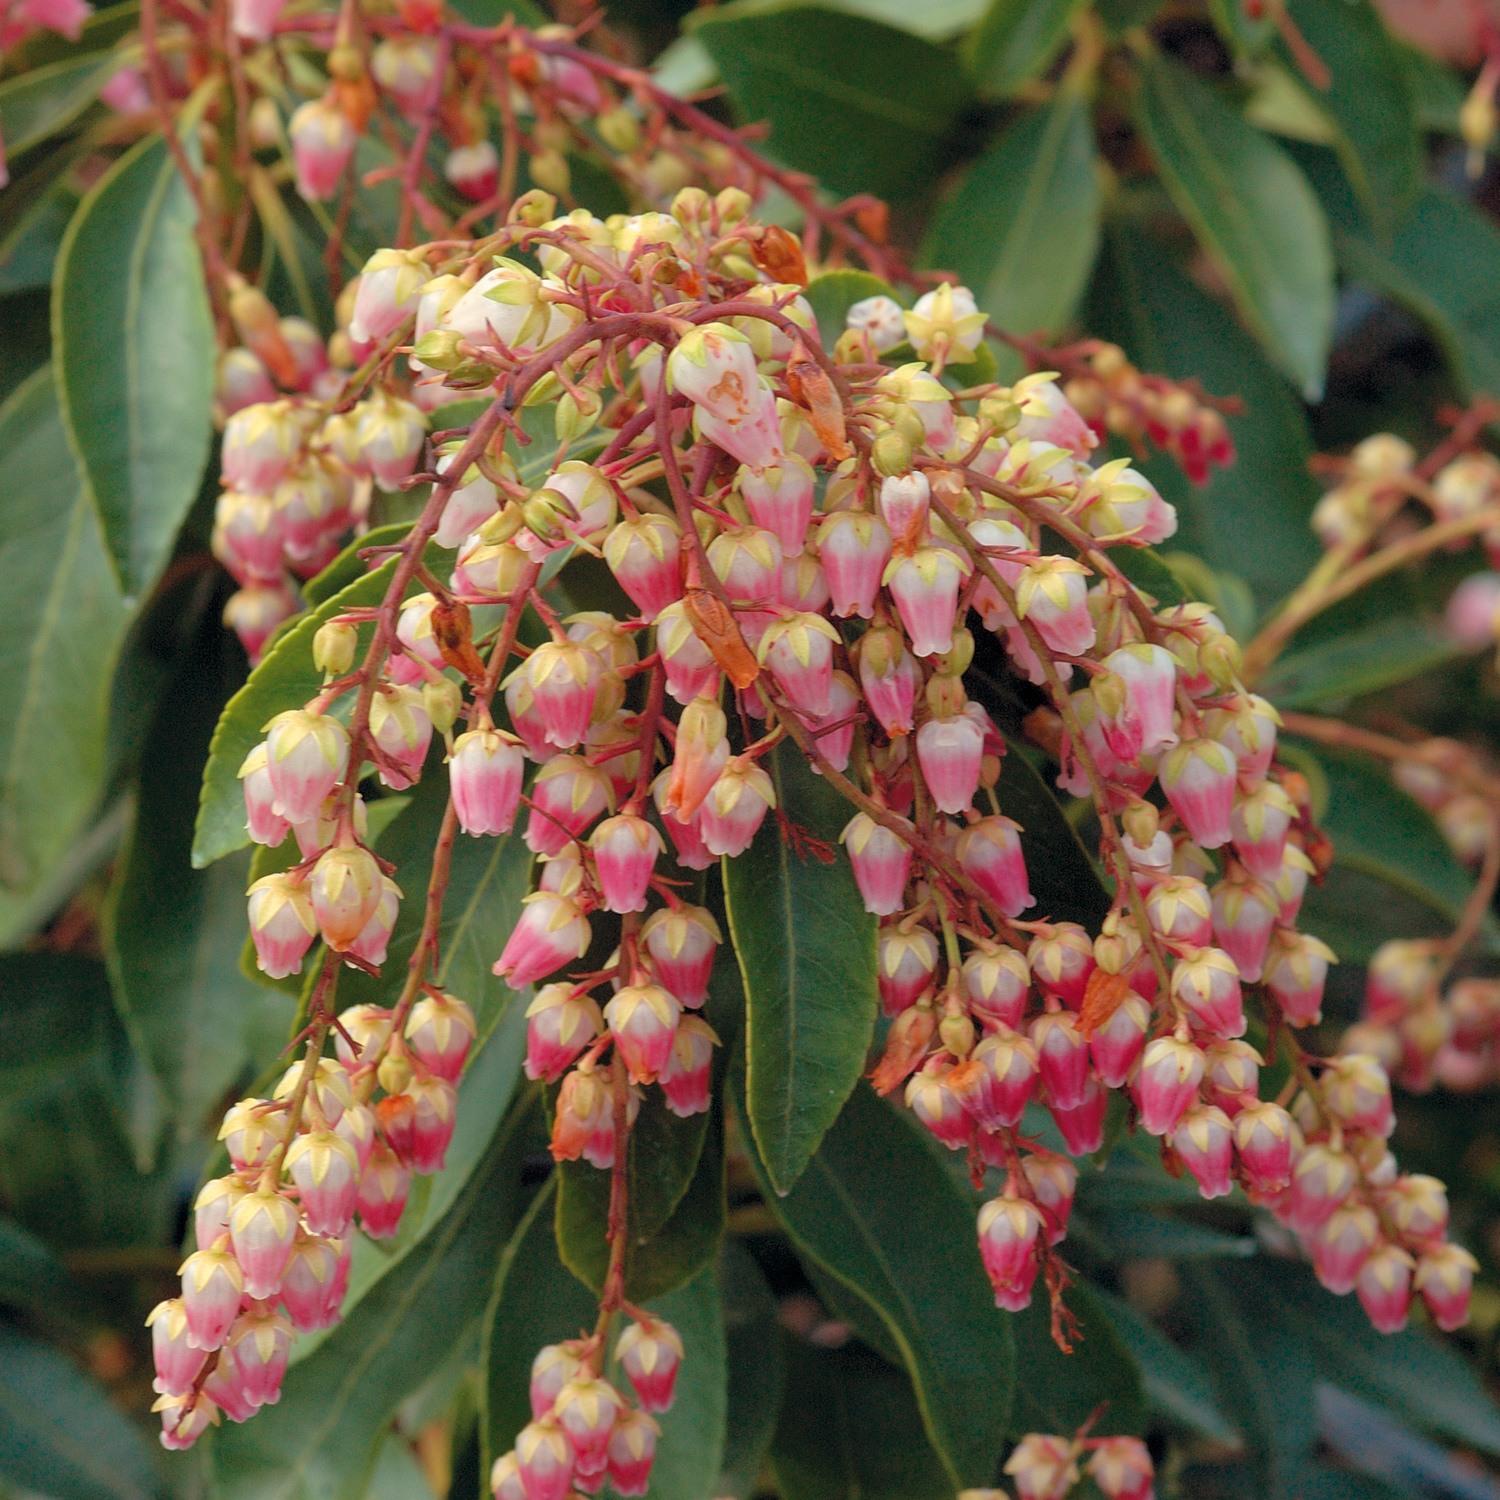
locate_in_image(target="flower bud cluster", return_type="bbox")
[490,1319,681,1500]
[149,988,475,1446]
[977,1429,1153,1500]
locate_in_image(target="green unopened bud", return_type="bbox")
[1200,633,1243,691]
[248,96,280,151]
[597,105,642,153]
[890,402,926,448]
[478,503,527,545]
[1092,669,1128,720]
[327,44,363,81]
[833,328,870,365]
[533,118,570,153]
[424,676,463,736]
[693,511,719,549]
[555,387,603,443]
[377,1052,411,1095]
[508,188,556,227]
[412,329,466,371]
[925,675,967,719]
[528,150,570,196]
[859,624,904,679]
[1121,798,1159,848]
[671,186,710,230]
[522,370,563,408]
[523,491,573,542]
[979,395,1022,435]
[936,628,973,678]
[313,620,357,676]
[714,187,752,226]
[940,1005,975,1060]
[871,427,913,479]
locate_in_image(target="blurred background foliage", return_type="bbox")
[13,0,1500,1496]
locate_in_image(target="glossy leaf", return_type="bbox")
[1279,0,1420,237]
[0,1325,164,1500]
[1079,1206,1256,1261]
[737,1077,1014,1489]
[921,88,1099,340]
[0,169,77,295]
[210,1094,539,1500]
[691,3,973,201]
[104,582,291,1148]
[1086,225,1323,610]
[54,132,214,598]
[725,740,878,1195]
[0,367,129,946]
[0,52,110,160]
[963,0,1087,98]
[192,557,398,867]
[770,1337,955,1500]
[718,1240,785,1500]
[1259,615,1458,708]
[996,737,1110,931]
[804,269,899,354]
[1132,49,1334,398]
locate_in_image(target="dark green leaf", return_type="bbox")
[1085,224,1323,610]
[0,1214,85,1318]
[1080,1206,1256,1260]
[770,1337,955,1500]
[192,558,399,868]
[963,0,1087,98]
[691,3,973,201]
[0,367,129,945]
[1107,545,1190,610]
[54,131,214,597]
[0,1326,163,1500]
[104,581,292,1147]
[1009,1273,1144,1437]
[1095,1290,1241,1445]
[0,52,110,160]
[1391,37,1464,134]
[1259,615,1458,708]
[0,168,77,295]
[726,740,877,1195]
[210,1093,539,1500]
[921,88,1099,339]
[718,1240,785,1500]
[737,1078,1013,1488]
[996,737,1110,931]
[301,522,414,606]
[0,953,114,1099]
[6,3,141,71]
[1131,48,1334,397]
[1278,0,1421,236]
[804,270,899,355]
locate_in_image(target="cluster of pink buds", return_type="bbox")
[149,985,475,1447]
[0,0,90,71]
[979,1427,1153,1500]
[491,1316,681,1500]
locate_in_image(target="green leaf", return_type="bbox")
[0,1213,85,1319]
[1108,545,1191,610]
[192,557,399,868]
[691,2,973,201]
[1278,0,1420,237]
[921,89,1099,340]
[0,366,129,945]
[0,953,114,1100]
[1079,1206,1256,1260]
[1259,615,1458,708]
[725,740,877,1195]
[209,1094,539,1500]
[962,0,1087,98]
[104,585,292,1149]
[1085,224,1323,611]
[995,737,1110,931]
[736,1078,1014,1489]
[1131,48,1334,398]
[1008,1273,1144,1437]
[301,522,414,606]
[0,168,78,295]
[0,1326,164,1500]
[769,1337,955,1500]
[1095,1290,1241,1444]
[1391,37,1464,134]
[0,52,110,160]
[53,131,214,599]
[804,270,899,355]
[718,1240,785,1500]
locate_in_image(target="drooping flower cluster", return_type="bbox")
[978,1429,1154,1500]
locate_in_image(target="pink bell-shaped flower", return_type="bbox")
[857,626,917,735]
[605,515,683,618]
[553,1376,622,1472]
[1097,643,1179,762]
[264,709,349,825]
[617,1317,683,1412]
[1050,1074,1109,1155]
[1022,1149,1078,1246]
[1312,1202,1379,1294]
[1210,876,1279,982]
[661,699,729,825]
[523,641,606,751]
[641,904,721,1007]
[516,1414,575,1500]
[494,892,592,987]
[740,457,816,556]
[1203,694,1280,785]
[310,843,383,952]
[956,816,1033,918]
[369,685,433,789]
[884,546,969,658]
[1414,1244,1477,1331]
[1323,1052,1394,1137]
[758,611,840,716]
[977,1195,1042,1311]
[347,875,401,968]
[818,511,892,619]
[1232,1100,1294,1194]
[1030,1010,1090,1111]
[450,729,525,836]
[1172,948,1245,1038]
[1016,557,1094,655]
[221,399,303,494]
[810,671,859,774]
[404,991,476,1084]
[277,1235,339,1332]
[1145,875,1212,948]
[1172,1103,1234,1198]
[179,1242,244,1350]
[335,1100,377,1171]
[1089,993,1150,1088]
[660,1015,717,1117]
[154,1391,221,1449]
[239,743,292,847]
[285,1130,360,1238]
[1161,739,1238,849]
[407,1076,458,1174]
[668,323,761,422]
[1087,1437,1155,1500]
[878,472,930,539]
[147,1298,206,1396]
[1357,1243,1415,1332]
[217,1105,282,1175]
[1027,924,1095,1007]
[605,1409,659,1497]
[655,602,722,707]
[1230,781,1296,880]
[605,983,681,1083]
[355,1143,410,1240]
[530,1344,583,1420]
[878,925,939,1017]
[955,1031,1038,1129]
[1134,1036,1205,1136]
[492,1452,528,1500]
[288,95,356,201]
[1287,1143,1357,1234]
[699,757,776,857]
[916,711,984,815]
[1005,1434,1078,1500]
[525,984,603,1082]
[589,815,663,914]
[1265,929,1337,1026]
[526,756,613,857]
[651,770,717,871]
[226,1307,293,1408]
[841,812,913,916]
[963,946,1031,1032]
[230,1190,299,1301]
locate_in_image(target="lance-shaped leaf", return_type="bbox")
[963,0,1089,98]
[54,132,214,597]
[736,1077,1014,1489]
[719,1240,785,1500]
[1132,48,1334,398]
[724,740,878,1195]
[0,51,110,160]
